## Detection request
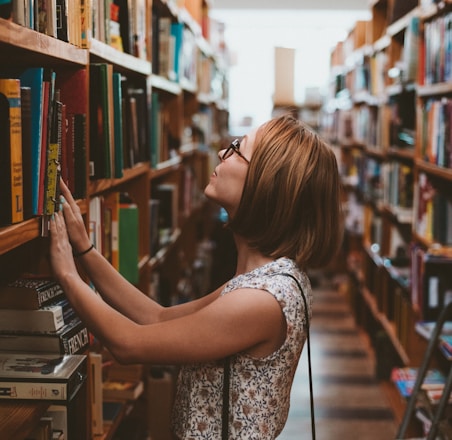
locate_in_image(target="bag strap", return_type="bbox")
[222,356,230,440]
[222,272,316,440]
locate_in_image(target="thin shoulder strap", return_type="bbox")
[222,356,230,439]
[222,272,316,440]
[280,272,316,440]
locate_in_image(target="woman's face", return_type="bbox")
[204,128,257,216]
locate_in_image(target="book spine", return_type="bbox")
[0,381,68,400]
[36,283,65,308]
[0,78,24,225]
[62,321,90,355]
[44,98,62,216]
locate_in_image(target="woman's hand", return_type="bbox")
[49,211,79,283]
[59,180,91,254]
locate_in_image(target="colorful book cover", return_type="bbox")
[0,353,86,401]
[19,67,45,216]
[0,78,23,225]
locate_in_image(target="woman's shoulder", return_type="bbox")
[223,257,309,294]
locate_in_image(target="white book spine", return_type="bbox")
[0,381,68,400]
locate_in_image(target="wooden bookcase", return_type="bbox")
[324,0,452,436]
[0,0,229,437]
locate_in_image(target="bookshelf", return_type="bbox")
[0,0,229,437]
[324,0,452,436]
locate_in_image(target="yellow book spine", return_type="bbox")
[0,79,23,224]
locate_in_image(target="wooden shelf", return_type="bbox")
[87,163,150,197]
[0,200,88,256]
[0,19,88,66]
[0,400,50,440]
[89,39,151,76]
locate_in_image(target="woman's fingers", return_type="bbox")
[59,180,79,212]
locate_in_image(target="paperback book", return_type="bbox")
[0,353,86,401]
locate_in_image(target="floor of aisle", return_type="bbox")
[279,273,399,440]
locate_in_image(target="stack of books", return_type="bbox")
[0,277,90,356]
[0,276,91,439]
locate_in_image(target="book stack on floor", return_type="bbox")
[0,276,90,439]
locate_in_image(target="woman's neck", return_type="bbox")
[233,234,274,276]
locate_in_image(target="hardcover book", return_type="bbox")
[0,353,86,401]
[0,317,89,355]
[0,278,65,310]
[0,78,23,226]
[18,67,45,216]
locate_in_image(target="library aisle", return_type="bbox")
[279,273,398,440]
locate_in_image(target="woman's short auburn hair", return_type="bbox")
[228,114,344,270]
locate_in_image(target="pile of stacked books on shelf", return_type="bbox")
[0,276,90,439]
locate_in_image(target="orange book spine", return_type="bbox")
[0,79,23,224]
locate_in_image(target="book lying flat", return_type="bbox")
[0,353,86,401]
[0,278,65,310]
[0,305,65,333]
[391,367,445,398]
[0,318,89,355]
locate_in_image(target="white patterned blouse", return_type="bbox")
[172,257,312,439]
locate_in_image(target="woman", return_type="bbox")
[49,114,343,439]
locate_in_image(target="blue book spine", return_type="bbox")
[19,67,44,216]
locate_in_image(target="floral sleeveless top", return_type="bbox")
[172,257,312,439]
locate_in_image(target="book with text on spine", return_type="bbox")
[0,77,23,226]
[0,278,65,310]
[0,353,86,401]
[0,317,90,355]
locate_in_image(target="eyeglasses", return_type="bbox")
[221,139,250,164]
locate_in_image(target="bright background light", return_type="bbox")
[209,9,371,134]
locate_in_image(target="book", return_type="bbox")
[119,200,139,284]
[103,192,120,269]
[88,352,103,435]
[55,68,88,199]
[21,86,33,220]
[102,379,144,401]
[44,92,63,218]
[415,321,452,340]
[0,277,65,310]
[0,78,23,226]
[89,63,112,179]
[18,67,45,216]
[0,317,89,355]
[0,305,65,333]
[0,353,86,401]
[112,71,124,178]
[391,367,446,398]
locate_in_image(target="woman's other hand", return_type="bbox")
[49,211,79,282]
[59,180,92,254]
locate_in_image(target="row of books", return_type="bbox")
[7,0,147,57]
[414,172,452,246]
[420,97,452,169]
[94,0,147,59]
[422,11,452,86]
[411,245,452,322]
[0,68,87,227]
[90,193,139,284]
[9,0,90,49]
[90,63,150,180]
